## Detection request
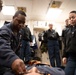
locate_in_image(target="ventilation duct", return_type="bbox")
[50,1,62,8]
[46,0,62,20]
[17,7,26,12]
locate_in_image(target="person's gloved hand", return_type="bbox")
[11,59,26,75]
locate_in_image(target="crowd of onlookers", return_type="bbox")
[38,10,76,75]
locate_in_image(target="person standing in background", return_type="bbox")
[0,10,26,75]
[44,24,61,67]
[62,19,70,69]
[62,10,76,75]
[19,25,33,64]
[62,19,70,48]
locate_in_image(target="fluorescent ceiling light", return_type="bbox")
[2,6,15,15]
[46,8,62,20]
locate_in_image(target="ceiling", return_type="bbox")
[0,0,76,23]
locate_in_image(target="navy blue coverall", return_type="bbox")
[44,29,61,67]
[0,23,21,75]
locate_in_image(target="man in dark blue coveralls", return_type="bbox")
[44,24,61,67]
[0,10,27,75]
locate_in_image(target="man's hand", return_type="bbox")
[62,57,67,65]
[11,59,26,75]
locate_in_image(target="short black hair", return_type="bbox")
[13,10,26,17]
[0,0,2,12]
[70,10,76,14]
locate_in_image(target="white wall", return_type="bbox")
[0,20,65,36]
[32,20,65,36]
[0,20,5,28]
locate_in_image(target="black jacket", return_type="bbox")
[20,26,32,42]
[62,25,70,46]
[0,23,21,74]
[62,25,76,58]
[44,29,59,43]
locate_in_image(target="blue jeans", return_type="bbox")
[64,56,76,75]
[47,40,61,67]
[19,40,31,62]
